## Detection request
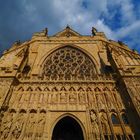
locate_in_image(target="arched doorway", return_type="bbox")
[52,116,84,140]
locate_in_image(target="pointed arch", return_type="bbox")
[17,87,24,91]
[69,87,76,91]
[60,86,67,91]
[103,87,110,91]
[29,109,37,113]
[121,113,129,124]
[39,45,98,81]
[94,87,101,92]
[86,87,92,92]
[44,87,50,91]
[78,87,85,91]
[50,113,87,140]
[52,87,58,91]
[27,87,33,91]
[35,87,42,91]
[19,109,27,113]
[111,113,120,125]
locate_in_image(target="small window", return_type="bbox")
[111,114,120,124]
[122,114,129,124]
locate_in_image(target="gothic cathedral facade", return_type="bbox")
[0,26,140,140]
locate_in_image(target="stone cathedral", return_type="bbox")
[0,26,140,140]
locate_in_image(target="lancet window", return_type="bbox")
[111,114,120,125]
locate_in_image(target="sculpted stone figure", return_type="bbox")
[24,113,36,139]
[105,93,115,110]
[88,92,96,109]
[96,94,106,110]
[0,112,14,139]
[69,92,76,103]
[133,94,140,112]
[114,92,124,109]
[51,93,58,103]
[0,80,10,106]
[100,113,110,134]
[35,113,46,139]
[11,113,25,139]
[60,92,67,103]
[90,111,100,139]
[79,92,85,103]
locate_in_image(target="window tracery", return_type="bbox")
[121,113,129,124]
[111,114,120,125]
[42,46,97,81]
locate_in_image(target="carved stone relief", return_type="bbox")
[11,113,26,139]
[0,79,12,107]
[96,94,106,110]
[88,92,97,110]
[24,113,36,139]
[90,110,100,139]
[69,92,76,103]
[0,112,15,139]
[60,92,67,103]
[100,112,110,134]
[105,92,115,110]
[79,92,86,103]
[113,92,125,110]
[35,113,46,139]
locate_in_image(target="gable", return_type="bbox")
[54,26,81,37]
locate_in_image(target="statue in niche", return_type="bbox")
[133,94,140,112]
[9,92,18,108]
[0,112,14,139]
[96,94,106,110]
[105,93,115,110]
[114,92,124,109]
[11,113,25,139]
[38,93,44,104]
[20,93,30,109]
[79,92,85,103]
[35,113,46,139]
[100,113,110,134]
[88,92,96,109]
[24,113,36,139]
[69,92,76,103]
[90,111,100,139]
[43,93,48,104]
[60,92,67,103]
[51,93,58,103]
[0,81,9,106]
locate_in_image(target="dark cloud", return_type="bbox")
[0,0,62,53]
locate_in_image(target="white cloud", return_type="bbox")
[116,20,140,38]
[94,20,117,39]
[0,0,140,52]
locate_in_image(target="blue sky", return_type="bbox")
[0,0,140,54]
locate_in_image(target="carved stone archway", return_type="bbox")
[52,116,84,140]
